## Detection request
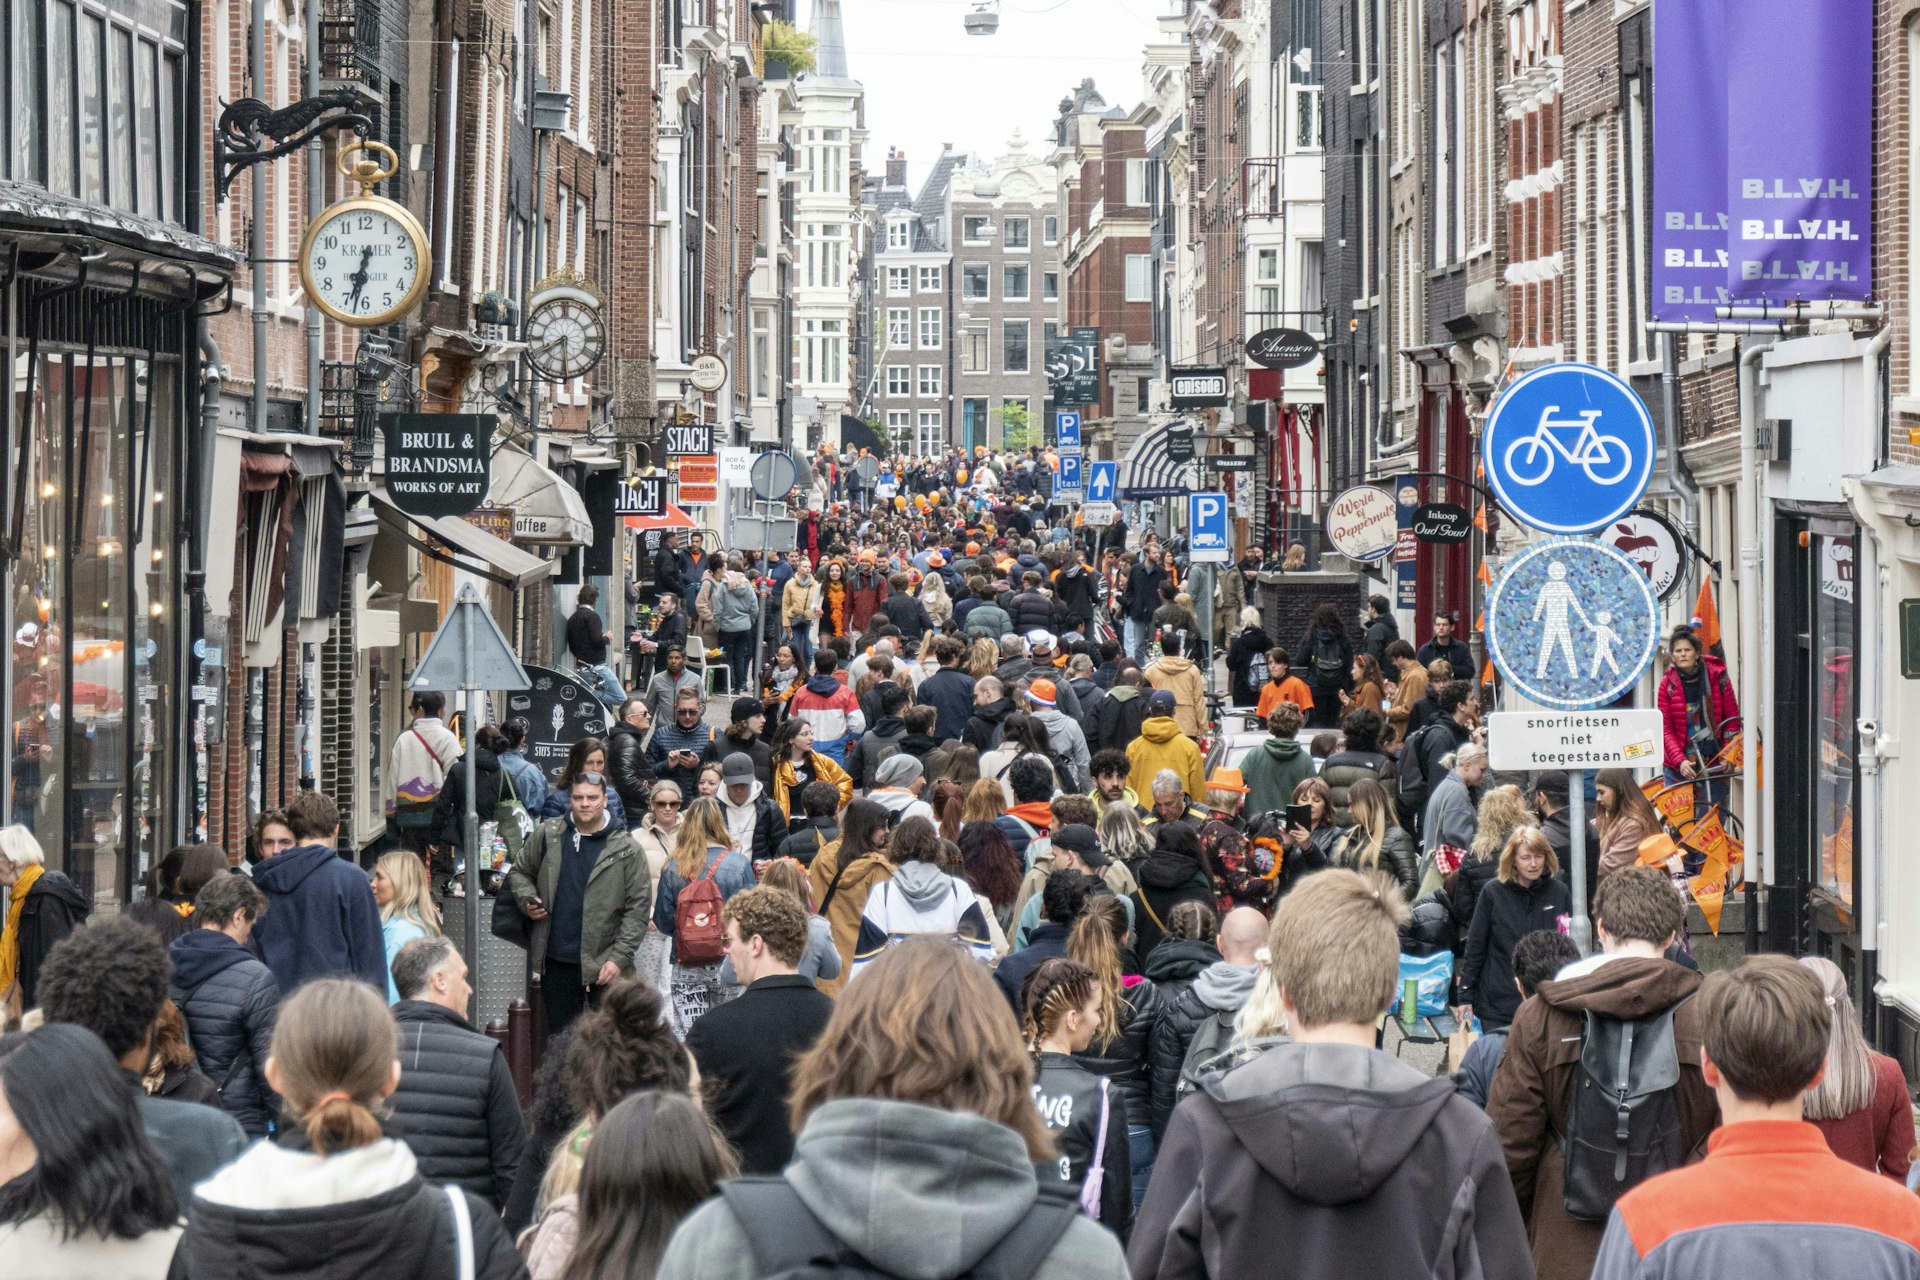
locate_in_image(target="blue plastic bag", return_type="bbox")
[1387,950,1454,1019]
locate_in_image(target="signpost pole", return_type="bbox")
[1568,773,1592,952]
[461,606,481,1023]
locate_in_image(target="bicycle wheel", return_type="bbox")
[1580,433,1634,486]
[1502,433,1556,486]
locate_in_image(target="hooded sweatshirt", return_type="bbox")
[1030,707,1090,792]
[1143,656,1207,738]
[1126,716,1207,804]
[1240,734,1315,819]
[964,696,1015,753]
[1095,683,1150,754]
[657,1099,1129,1280]
[1132,1041,1532,1280]
[250,844,388,995]
[789,673,866,764]
[718,780,780,862]
[849,861,994,978]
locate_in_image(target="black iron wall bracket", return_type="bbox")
[214,88,373,202]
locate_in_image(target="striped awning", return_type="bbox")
[1118,419,1201,498]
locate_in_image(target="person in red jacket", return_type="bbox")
[846,551,890,635]
[1655,625,1740,817]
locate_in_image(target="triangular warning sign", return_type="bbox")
[411,584,533,692]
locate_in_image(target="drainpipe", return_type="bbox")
[1855,323,1893,1039]
[1660,332,1699,571]
[1736,337,1771,956]
[252,0,269,435]
[305,0,322,433]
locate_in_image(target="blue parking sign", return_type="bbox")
[1057,452,1082,495]
[1482,363,1656,534]
[1189,493,1230,563]
[1057,411,1082,449]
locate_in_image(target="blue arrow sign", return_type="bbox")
[1188,492,1230,562]
[1485,537,1659,710]
[1482,363,1656,534]
[1057,411,1082,450]
[1057,452,1082,494]
[1087,460,1117,503]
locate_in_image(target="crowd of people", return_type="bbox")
[2,455,1915,1280]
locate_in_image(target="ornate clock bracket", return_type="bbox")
[214,87,373,203]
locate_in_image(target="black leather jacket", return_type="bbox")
[1072,978,1163,1121]
[607,720,656,812]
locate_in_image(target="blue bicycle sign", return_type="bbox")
[1483,363,1655,534]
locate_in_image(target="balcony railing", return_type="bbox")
[319,0,384,92]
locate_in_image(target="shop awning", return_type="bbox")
[1119,420,1201,498]
[488,446,594,545]
[623,503,699,532]
[370,487,554,588]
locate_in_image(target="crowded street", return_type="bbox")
[1,0,1916,1278]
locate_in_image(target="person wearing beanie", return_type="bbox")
[1126,690,1206,803]
[1026,677,1091,794]
[722,697,773,790]
[869,754,937,826]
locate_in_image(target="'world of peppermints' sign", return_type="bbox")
[382,413,492,519]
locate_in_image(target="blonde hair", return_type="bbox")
[270,979,395,1156]
[0,824,46,868]
[759,857,814,912]
[1799,955,1876,1119]
[374,850,441,936]
[1066,896,1127,1045]
[1469,784,1532,864]
[1232,949,1287,1046]
[1444,742,1489,773]
[672,797,735,878]
[1496,826,1559,883]
[965,637,999,678]
[1097,802,1152,865]
[1341,779,1398,873]
[536,1120,592,1213]
[1267,869,1408,1029]
[959,777,1008,825]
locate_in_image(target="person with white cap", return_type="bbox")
[717,752,785,868]
[1025,677,1090,794]
[868,755,937,827]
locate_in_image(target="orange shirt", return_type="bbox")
[1256,676,1315,718]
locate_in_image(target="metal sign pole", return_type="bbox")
[1568,773,1592,953]
[462,624,480,1024]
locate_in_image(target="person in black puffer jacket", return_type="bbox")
[1006,571,1059,634]
[1053,555,1098,634]
[1139,900,1222,1002]
[1067,895,1162,1210]
[1145,906,1268,1138]
[383,937,527,1210]
[605,699,657,817]
[1455,827,1572,1032]
[1318,708,1392,827]
[168,874,282,1137]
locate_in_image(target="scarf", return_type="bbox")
[0,863,45,995]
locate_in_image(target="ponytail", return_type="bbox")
[1020,957,1098,1056]
[1065,896,1126,1045]
[269,979,396,1158]
[304,1090,385,1156]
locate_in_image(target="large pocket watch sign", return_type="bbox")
[300,141,432,328]
[382,414,492,519]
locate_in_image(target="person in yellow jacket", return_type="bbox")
[1142,631,1208,738]
[1125,690,1207,802]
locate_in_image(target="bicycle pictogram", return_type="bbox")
[1502,406,1634,487]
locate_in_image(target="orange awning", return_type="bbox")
[623,503,698,532]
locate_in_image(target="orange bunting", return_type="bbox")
[1477,560,1495,586]
[1474,611,1486,634]
[1473,504,1489,533]
[1689,867,1727,935]
[1645,779,1697,829]
[1481,658,1495,686]
[1713,732,1744,771]
[1691,578,1723,654]
[1680,807,1734,868]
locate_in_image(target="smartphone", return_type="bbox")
[1285,804,1312,831]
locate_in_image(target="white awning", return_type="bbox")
[370,487,554,589]
[489,446,594,545]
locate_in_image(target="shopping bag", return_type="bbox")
[1387,951,1454,1020]
[1445,1023,1481,1073]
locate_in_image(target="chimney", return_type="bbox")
[886,149,908,188]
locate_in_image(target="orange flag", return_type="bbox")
[1713,732,1743,771]
[1681,807,1734,867]
[1477,560,1494,586]
[1690,864,1728,934]
[1691,578,1723,655]
[1474,504,1489,533]
[1481,658,1496,686]
[1644,777,1697,829]
[1475,610,1486,634]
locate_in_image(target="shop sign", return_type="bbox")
[1205,453,1254,472]
[1325,485,1397,562]
[1165,425,1196,464]
[1245,328,1322,370]
[1821,537,1854,603]
[665,423,715,455]
[1169,366,1230,409]
[678,456,720,506]
[1045,327,1102,406]
[506,665,609,777]
[1604,512,1686,600]
[1412,502,1473,544]
[463,506,515,541]
[382,413,491,519]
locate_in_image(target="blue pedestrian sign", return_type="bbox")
[1086,460,1117,504]
[1056,411,1082,450]
[1188,493,1231,564]
[1483,363,1657,534]
[1486,537,1659,710]
[1057,451,1083,498]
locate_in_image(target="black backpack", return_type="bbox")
[1558,1003,1691,1222]
[720,1176,1078,1280]
[1311,630,1346,680]
[1395,724,1442,818]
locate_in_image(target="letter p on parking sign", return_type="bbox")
[1189,493,1231,563]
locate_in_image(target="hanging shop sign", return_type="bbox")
[463,506,515,542]
[689,353,728,393]
[1045,327,1102,406]
[1325,485,1398,563]
[1165,424,1196,464]
[1411,502,1473,544]
[1604,511,1687,600]
[382,413,491,519]
[1169,366,1230,409]
[665,422,715,456]
[677,456,720,506]
[1205,453,1254,472]
[1245,328,1322,370]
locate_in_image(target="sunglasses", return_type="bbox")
[654,800,681,810]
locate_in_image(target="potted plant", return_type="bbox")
[762,19,817,79]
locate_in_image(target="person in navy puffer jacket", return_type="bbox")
[169,873,282,1135]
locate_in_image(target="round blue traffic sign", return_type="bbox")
[1483,363,1656,534]
[1485,537,1659,710]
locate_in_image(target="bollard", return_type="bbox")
[499,1000,534,1110]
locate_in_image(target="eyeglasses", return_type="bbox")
[654,800,681,810]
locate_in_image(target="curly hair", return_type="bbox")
[1468,784,1532,864]
[721,885,810,968]
[35,917,170,1059]
[566,976,694,1122]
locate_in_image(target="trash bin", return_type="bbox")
[441,892,529,1028]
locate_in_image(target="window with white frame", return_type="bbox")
[1451,34,1466,264]
[886,410,911,451]
[753,311,772,399]
[1043,271,1059,301]
[918,307,942,348]
[1003,264,1030,300]
[1124,158,1149,207]
[962,263,990,300]
[962,215,991,243]
[1253,247,1280,317]
[918,364,942,396]
[1432,39,1452,267]
[962,327,990,373]
[887,218,910,250]
[886,308,911,348]
[1003,320,1030,373]
[1299,241,1325,333]
[887,266,911,295]
[886,365,910,397]
[1004,217,1030,250]
[1043,215,1059,244]
[1124,254,1153,302]
[815,320,844,386]
[916,411,943,454]
[917,265,942,292]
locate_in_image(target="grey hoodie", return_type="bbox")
[659,1099,1130,1280]
[1192,960,1260,1011]
[1132,1041,1531,1280]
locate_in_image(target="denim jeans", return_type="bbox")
[789,620,816,668]
[1124,617,1149,665]
[576,662,626,710]
[720,629,754,694]
[1128,1123,1156,1210]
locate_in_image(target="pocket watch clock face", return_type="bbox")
[525,294,607,379]
[302,200,429,327]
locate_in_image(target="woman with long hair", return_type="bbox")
[659,939,1128,1279]
[1446,782,1526,931]
[918,570,952,629]
[556,1092,736,1280]
[1279,776,1341,883]
[1801,955,1915,1179]
[956,821,1023,940]
[505,977,694,1236]
[370,850,439,1005]
[0,1023,181,1277]
[933,745,983,841]
[1097,802,1154,872]
[1594,767,1665,881]
[1342,653,1387,714]
[804,798,896,997]
[959,776,1010,826]
[819,559,850,639]
[1334,779,1418,897]
[1455,828,1571,1033]
[768,717,855,825]
[540,736,628,825]
[965,635,1000,679]
[652,797,755,1036]
[980,711,1057,799]
[128,843,228,945]
[175,980,523,1279]
[1020,957,1134,1235]
[1067,894,1161,1213]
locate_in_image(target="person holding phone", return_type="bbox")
[1278,777,1341,892]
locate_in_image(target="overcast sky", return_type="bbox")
[823,0,1175,190]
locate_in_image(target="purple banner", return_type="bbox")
[1726,0,1872,304]
[1651,0,1728,324]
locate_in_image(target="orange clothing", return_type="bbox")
[1256,676,1315,719]
[1351,679,1386,714]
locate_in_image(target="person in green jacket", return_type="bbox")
[1240,704,1316,821]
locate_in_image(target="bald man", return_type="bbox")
[1148,906,1270,1137]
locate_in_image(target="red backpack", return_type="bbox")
[673,858,727,965]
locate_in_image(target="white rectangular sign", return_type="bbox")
[1487,710,1664,772]
[718,447,754,485]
